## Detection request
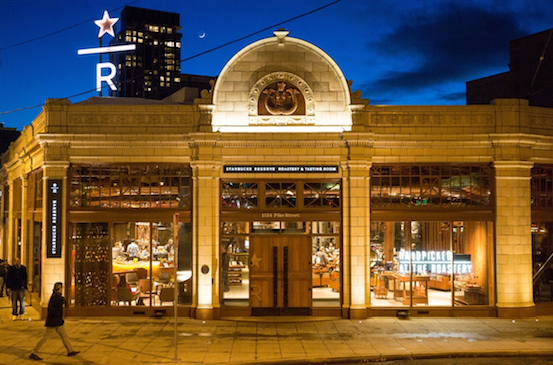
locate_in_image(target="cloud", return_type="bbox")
[359,2,530,103]
[440,92,466,103]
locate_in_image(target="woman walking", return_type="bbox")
[29,282,79,361]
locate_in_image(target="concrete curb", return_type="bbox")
[227,351,553,365]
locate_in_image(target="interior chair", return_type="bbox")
[159,287,175,305]
[138,278,155,305]
[117,287,139,305]
[158,272,171,285]
[126,272,139,287]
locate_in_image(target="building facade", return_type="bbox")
[2,31,553,320]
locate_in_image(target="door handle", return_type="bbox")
[283,246,288,308]
[273,246,278,307]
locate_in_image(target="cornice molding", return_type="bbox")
[493,161,535,170]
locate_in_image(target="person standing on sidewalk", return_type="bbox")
[29,282,79,361]
[0,259,8,297]
[6,257,27,320]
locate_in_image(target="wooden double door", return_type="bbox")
[250,235,312,315]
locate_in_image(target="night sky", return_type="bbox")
[1,0,552,131]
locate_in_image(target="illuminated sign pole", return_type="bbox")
[77,10,136,96]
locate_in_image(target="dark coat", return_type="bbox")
[0,263,8,278]
[45,291,66,327]
[6,264,27,290]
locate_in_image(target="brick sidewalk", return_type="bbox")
[1,297,553,365]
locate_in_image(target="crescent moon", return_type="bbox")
[199,32,206,39]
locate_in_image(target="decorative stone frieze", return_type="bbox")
[529,114,553,129]
[68,113,194,125]
[370,113,494,126]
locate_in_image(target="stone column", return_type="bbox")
[0,183,6,260]
[494,161,534,317]
[191,160,221,320]
[41,163,69,309]
[7,180,15,262]
[20,173,29,270]
[342,160,371,319]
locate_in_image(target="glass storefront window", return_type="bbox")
[221,221,341,306]
[312,235,340,305]
[221,182,258,209]
[371,164,492,208]
[111,222,191,307]
[69,221,193,308]
[531,165,553,208]
[304,182,341,208]
[532,222,553,303]
[221,236,250,302]
[221,180,341,210]
[69,164,191,209]
[69,223,110,306]
[370,221,491,307]
[266,182,296,208]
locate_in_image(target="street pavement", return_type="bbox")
[1,296,553,365]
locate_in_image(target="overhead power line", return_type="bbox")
[181,0,342,63]
[0,0,140,51]
[0,0,343,117]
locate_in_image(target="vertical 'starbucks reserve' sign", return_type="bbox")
[47,180,63,258]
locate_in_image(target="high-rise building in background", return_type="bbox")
[467,28,553,108]
[111,6,183,99]
[0,123,20,156]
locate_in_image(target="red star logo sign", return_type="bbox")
[94,10,119,38]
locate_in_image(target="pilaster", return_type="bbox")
[41,162,69,308]
[20,173,29,270]
[494,161,535,317]
[191,160,221,320]
[341,159,371,319]
[7,180,15,262]
[0,183,5,259]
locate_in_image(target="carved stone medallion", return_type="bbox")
[259,82,305,116]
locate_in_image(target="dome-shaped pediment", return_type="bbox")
[211,30,355,133]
